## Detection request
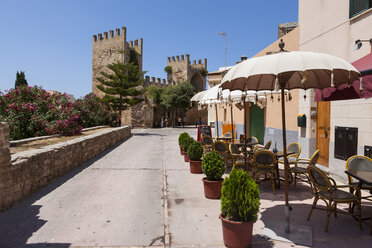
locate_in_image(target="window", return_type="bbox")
[334,126,358,160]
[350,0,372,18]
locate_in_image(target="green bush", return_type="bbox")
[202,151,225,181]
[183,136,194,153]
[221,169,260,222]
[178,132,190,147]
[164,65,172,74]
[187,141,203,161]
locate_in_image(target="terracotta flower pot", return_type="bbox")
[219,214,254,248]
[180,146,184,155]
[202,177,223,199]
[184,153,190,162]
[189,160,202,174]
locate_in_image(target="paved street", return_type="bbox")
[1,127,372,248]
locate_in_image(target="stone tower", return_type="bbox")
[92,27,150,127]
[92,27,143,98]
[166,55,207,92]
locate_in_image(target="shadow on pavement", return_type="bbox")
[0,137,131,247]
[252,234,275,247]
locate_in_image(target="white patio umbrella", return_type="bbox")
[190,90,207,102]
[220,50,360,233]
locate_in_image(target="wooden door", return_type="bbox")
[250,105,265,145]
[317,101,330,166]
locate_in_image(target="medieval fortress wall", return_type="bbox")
[92,26,207,127]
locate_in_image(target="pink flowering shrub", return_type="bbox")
[0,86,82,140]
[73,93,119,128]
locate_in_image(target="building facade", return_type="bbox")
[298,0,372,179]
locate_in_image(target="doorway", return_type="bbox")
[249,105,264,144]
[316,101,331,166]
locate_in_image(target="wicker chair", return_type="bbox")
[213,141,229,165]
[307,166,362,232]
[229,143,249,170]
[290,150,320,187]
[201,135,214,153]
[278,143,302,182]
[346,155,372,198]
[256,140,272,150]
[253,150,278,194]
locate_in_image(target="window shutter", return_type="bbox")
[350,0,370,18]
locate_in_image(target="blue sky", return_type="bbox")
[0,0,298,98]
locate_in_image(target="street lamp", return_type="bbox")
[354,38,372,50]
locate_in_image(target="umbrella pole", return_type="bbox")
[215,104,219,138]
[280,86,290,233]
[244,101,247,167]
[230,103,234,141]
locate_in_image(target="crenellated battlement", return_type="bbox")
[93,26,127,42]
[128,38,143,48]
[167,54,190,63]
[144,76,169,88]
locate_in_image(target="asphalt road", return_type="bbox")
[0,127,225,248]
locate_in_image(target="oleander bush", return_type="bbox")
[73,93,119,128]
[221,169,260,222]
[0,86,81,140]
[202,151,225,181]
[187,140,204,161]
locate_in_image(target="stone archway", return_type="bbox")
[190,72,204,92]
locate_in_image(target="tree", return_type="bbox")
[145,85,164,108]
[161,82,195,126]
[96,62,145,126]
[15,71,28,88]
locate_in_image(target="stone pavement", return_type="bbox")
[0,127,371,247]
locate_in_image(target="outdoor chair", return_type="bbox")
[201,135,214,153]
[307,166,362,232]
[256,140,272,150]
[346,155,372,198]
[213,141,230,166]
[253,150,278,195]
[246,136,259,152]
[290,150,320,187]
[229,143,250,171]
[278,142,302,182]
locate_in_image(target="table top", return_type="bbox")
[216,137,233,141]
[345,170,372,186]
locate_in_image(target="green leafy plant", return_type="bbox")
[0,86,81,140]
[202,151,225,181]
[200,68,208,77]
[73,93,118,128]
[182,136,194,153]
[164,65,172,74]
[178,132,190,147]
[187,140,204,161]
[96,60,145,126]
[221,169,260,222]
[15,71,28,88]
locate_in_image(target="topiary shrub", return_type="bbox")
[183,136,194,153]
[178,132,190,147]
[221,169,260,222]
[202,151,225,181]
[187,140,204,161]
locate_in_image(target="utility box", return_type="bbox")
[297,114,306,127]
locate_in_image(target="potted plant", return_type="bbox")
[201,151,225,199]
[178,132,190,155]
[220,169,260,248]
[187,140,204,174]
[183,136,194,162]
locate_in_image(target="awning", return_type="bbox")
[315,52,372,101]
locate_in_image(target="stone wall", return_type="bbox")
[0,123,131,212]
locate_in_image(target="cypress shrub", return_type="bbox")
[178,132,190,147]
[187,140,203,161]
[202,151,225,181]
[221,169,260,222]
[183,136,194,152]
